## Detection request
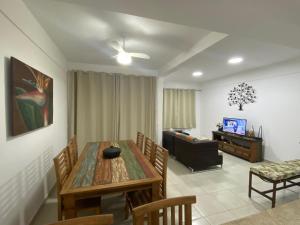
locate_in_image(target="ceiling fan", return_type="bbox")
[110,39,150,65]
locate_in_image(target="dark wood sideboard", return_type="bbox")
[212,131,263,162]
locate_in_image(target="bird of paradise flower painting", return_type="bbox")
[11,57,53,136]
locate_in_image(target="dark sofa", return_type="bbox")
[163,131,223,171]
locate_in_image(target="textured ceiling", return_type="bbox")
[24,0,300,82]
[24,0,213,71]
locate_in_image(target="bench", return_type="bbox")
[248,159,300,208]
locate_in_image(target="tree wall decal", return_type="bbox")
[228,82,256,111]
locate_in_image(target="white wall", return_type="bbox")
[199,58,300,162]
[0,1,68,225]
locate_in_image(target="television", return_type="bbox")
[223,117,247,136]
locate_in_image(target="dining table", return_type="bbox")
[60,139,162,219]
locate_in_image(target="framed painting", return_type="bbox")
[10,57,53,136]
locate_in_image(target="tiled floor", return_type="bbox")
[30,153,300,225]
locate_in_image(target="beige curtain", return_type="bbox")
[163,89,196,129]
[68,71,156,151]
[118,75,156,141]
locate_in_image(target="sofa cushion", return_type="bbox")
[175,132,199,142]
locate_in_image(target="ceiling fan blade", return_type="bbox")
[129,52,150,59]
[109,41,123,52]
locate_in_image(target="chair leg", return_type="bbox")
[248,171,253,198]
[124,202,129,219]
[58,207,62,220]
[58,198,62,220]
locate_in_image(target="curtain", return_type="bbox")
[163,89,196,129]
[68,71,156,151]
[118,75,156,140]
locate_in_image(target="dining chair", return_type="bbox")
[144,137,155,163]
[152,145,169,198]
[68,136,78,169]
[132,196,196,225]
[136,132,145,151]
[47,214,113,225]
[125,145,169,218]
[53,147,101,220]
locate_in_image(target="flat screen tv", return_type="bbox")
[223,117,247,136]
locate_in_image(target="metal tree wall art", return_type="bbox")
[228,82,256,111]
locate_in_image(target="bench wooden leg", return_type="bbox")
[248,171,253,198]
[272,182,277,208]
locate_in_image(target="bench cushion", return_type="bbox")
[286,159,300,167]
[250,160,300,181]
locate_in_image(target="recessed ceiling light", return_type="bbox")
[228,57,244,64]
[117,52,132,65]
[192,71,203,77]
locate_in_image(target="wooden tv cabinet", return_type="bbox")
[212,131,263,162]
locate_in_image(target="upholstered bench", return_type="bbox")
[249,159,300,208]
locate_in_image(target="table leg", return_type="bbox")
[63,195,76,219]
[151,182,160,225]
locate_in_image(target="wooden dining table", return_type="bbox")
[60,140,162,219]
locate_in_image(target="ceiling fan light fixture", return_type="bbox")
[192,71,203,77]
[116,52,132,65]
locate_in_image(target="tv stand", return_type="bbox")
[212,131,262,162]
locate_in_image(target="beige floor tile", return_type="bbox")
[230,204,263,220]
[192,205,204,220]
[209,190,249,210]
[200,183,231,193]
[167,187,183,198]
[195,195,227,217]
[205,211,236,225]
[30,202,58,225]
[193,217,211,225]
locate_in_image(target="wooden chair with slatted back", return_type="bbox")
[132,196,196,225]
[53,147,71,220]
[68,136,78,169]
[144,137,155,163]
[125,145,169,218]
[152,145,169,198]
[53,147,101,220]
[47,214,113,225]
[136,132,145,151]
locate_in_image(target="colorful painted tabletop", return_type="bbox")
[72,140,155,188]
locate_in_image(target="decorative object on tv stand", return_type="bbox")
[258,125,263,138]
[247,125,255,137]
[10,57,53,136]
[216,122,223,131]
[228,82,256,111]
